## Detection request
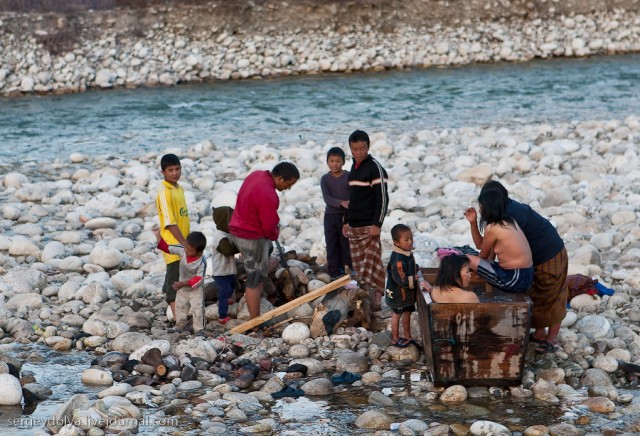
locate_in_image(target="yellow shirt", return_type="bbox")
[156,180,190,264]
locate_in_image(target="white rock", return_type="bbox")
[110,270,144,292]
[282,322,311,344]
[560,311,578,328]
[89,247,123,269]
[84,217,117,230]
[575,315,612,339]
[8,236,40,256]
[81,368,113,386]
[7,292,43,310]
[129,340,171,361]
[4,172,28,188]
[0,373,23,405]
[96,69,116,88]
[42,241,66,263]
[112,332,152,354]
[172,337,218,362]
[108,237,135,251]
[570,294,601,312]
[593,355,618,373]
[469,420,510,435]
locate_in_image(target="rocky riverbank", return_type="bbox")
[1,118,640,434]
[1,2,640,96]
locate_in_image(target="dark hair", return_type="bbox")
[186,231,207,253]
[391,224,411,242]
[272,162,300,181]
[480,180,509,199]
[326,147,346,162]
[160,154,181,170]
[348,130,370,146]
[478,189,515,230]
[435,254,470,290]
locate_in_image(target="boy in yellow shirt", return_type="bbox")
[155,154,190,320]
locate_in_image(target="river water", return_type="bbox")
[1,55,639,165]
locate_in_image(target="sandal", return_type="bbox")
[528,333,546,344]
[391,338,410,348]
[407,339,422,349]
[536,341,557,353]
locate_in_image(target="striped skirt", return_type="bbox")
[530,247,569,329]
[347,225,386,294]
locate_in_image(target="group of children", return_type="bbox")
[154,149,564,354]
[154,153,237,335]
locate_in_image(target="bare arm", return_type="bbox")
[478,224,497,260]
[464,207,483,249]
[166,224,187,245]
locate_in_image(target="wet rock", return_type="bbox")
[57,424,84,436]
[46,394,90,433]
[335,351,369,374]
[440,385,467,404]
[531,379,559,402]
[355,409,393,430]
[301,378,334,396]
[469,420,510,435]
[580,368,613,387]
[537,368,565,384]
[0,373,23,405]
[581,396,615,413]
[524,425,550,436]
[368,390,394,406]
[547,423,581,436]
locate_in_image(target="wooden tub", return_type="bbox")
[418,268,532,386]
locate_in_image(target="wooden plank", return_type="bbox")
[229,275,351,334]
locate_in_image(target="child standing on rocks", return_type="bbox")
[211,206,239,325]
[153,228,207,335]
[155,153,190,322]
[385,224,430,348]
[320,147,352,280]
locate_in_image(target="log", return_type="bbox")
[230,275,351,334]
[141,348,167,377]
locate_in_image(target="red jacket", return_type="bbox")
[229,170,280,240]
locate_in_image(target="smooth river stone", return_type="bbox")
[281,322,310,344]
[84,217,117,230]
[575,315,612,339]
[0,373,23,405]
[82,368,114,386]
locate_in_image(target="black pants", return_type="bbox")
[324,213,352,277]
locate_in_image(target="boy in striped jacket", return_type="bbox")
[154,228,207,335]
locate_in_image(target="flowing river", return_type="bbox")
[0,54,639,165]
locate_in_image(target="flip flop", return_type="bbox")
[271,385,304,398]
[392,338,410,348]
[536,341,557,353]
[407,339,422,349]
[331,371,362,384]
[528,333,546,344]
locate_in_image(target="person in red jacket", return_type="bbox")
[229,162,300,320]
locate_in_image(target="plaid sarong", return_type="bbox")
[347,225,386,295]
[529,247,569,329]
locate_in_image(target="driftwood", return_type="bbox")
[141,348,167,377]
[230,275,350,334]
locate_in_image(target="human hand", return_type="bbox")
[464,207,477,222]
[172,281,186,290]
[340,200,349,209]
[342,224,349,238]
[152,225,160,240]
[419,281,432,292]
[369,226,381,237]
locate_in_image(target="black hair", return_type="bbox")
[326,147,346,162]
[272,162,300,181]
[477,189,515,230]
[391,224,411,242]
[348,130,370,146]
[186,231,207,253]
[435,254,470,291]
[160,153,181,171]
[480,180,509,199]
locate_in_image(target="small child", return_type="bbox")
[385,224,430,348]
[320,147,352,280]
[154,228,207,335]
[211,206,239,325]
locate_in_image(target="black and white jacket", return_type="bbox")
[346,154,388,228]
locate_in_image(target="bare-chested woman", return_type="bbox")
[464,190,534,293]
[431,254,480,303]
